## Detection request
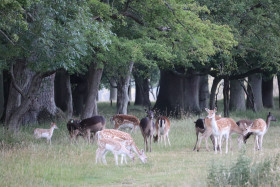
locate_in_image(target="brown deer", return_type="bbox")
[140,110,155,152]
[97,129,147,163]
[205,108,231,154]
[34,122,58,145]
[153,116,171,146]
[110,114,140,133]
[95,137,135,165]
[243,112,276,150]
[66,116,106,143]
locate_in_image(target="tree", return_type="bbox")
[0,0,111,132]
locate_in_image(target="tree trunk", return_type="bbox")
[110,79,117,106]
[6,70,45,132]
[262,76,274,108]
[81,63,103,119]
[246,74,263,111]
[223,77,230,117]
[55,70,73,118]
[117,62,134,114]
[0,71,4,120]
[199,75,209,110]
[153,70,201,117]
[134,75,151,107]
[209,77,221,110]
[229,79,246,111]
[277,74,280,108]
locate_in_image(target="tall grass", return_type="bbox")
[0,102,280,186]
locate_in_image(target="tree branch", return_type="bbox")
[0,29,15,45]
[10,65,25,98]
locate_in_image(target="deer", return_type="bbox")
[140,110,155,152]
[66,119,82,142]
[243,112,277,150]
[34,122,58,145]
[110,114,140,133]
[236,119,254,143]
[67,115,106,143]
[196,115,222,152]
[97,129,147,164]
[95,136,135,165]
[205,108,232,154]
[153,116,171,146]
[193,118,215,151]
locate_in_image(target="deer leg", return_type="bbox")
[255,135,259,150]
[163,135,167,147]
[225,134,229,154]
[210,134,215,151]
[167,133,171,146]
[149,136,152,152]
[114,153,119,165]
[219,135,223,154]
[102,150,108,165]
[193,131,199,151]
[214,136,218,154]
[259,135,263,150]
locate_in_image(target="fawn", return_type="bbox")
[34,122,58,144]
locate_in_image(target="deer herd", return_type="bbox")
[33,107,277,165]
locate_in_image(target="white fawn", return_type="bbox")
[96,136,135,165]
[243,112,276,150]
[34,122,58,144]
[153,116,171,146]
[97,129,147,164]
[205,108,231,154]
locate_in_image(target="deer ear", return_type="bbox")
[205,108,209,112]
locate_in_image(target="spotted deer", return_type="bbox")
[205,108,231,154]
[111,114,140,133]
[193,118,215,151]
[97,129,147,164]
[34,122,58,144]
[95,137,135,165]
[140,110,155,152]
[153,116,171,146]
[236,119,254,143]
[243,112,276,150]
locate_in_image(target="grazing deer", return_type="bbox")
[243,112,276,150]
[193,118,215,151]
[97,129,147,163]
[140,110,155,152]
[66,119,82,142]
[111,114,140,133]
[205,108,231,154]
[236,119,254,143]
[34,122,58,144]
[95,137,135,165]
[67,116,106,143]
[153,116,171,146]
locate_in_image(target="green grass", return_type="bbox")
[0,102,280,186]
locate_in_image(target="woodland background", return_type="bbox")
[0,0,280,132]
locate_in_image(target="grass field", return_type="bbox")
[0,102,280,186]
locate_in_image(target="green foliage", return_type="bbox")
[0,0,112,73]
[207,150,280,186]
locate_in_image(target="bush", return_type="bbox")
[207,150,280,187]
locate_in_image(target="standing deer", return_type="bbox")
[110,114,140,133]
[95,137,135,165]
[140,110,155,152]
[193,118,215,151]
[205,108,231,154]
[97,129,147,163]
[153,116,171,146]
[34,122,58,144]
[243,112,276,150]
